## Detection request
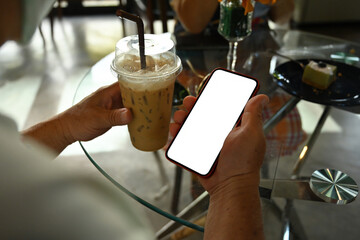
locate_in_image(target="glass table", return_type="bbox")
[74,29,360,239]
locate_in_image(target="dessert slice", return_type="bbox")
[302,61,337,90]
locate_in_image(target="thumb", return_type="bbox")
[107,108,133,126]
[241,94,269,128]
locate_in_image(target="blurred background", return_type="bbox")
[0,0,360,239]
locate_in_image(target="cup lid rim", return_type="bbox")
[110,56,182,80]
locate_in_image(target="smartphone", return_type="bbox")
[166,68,259,176]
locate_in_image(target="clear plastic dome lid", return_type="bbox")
[111,34,182,78]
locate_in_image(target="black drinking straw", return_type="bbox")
[116,9,146,69]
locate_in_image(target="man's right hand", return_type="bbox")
[170,94,268,240]
[170,94,269,194]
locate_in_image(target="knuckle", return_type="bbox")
[107,111,117,125]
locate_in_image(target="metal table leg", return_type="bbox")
[171,166,183,214]
[156,191,209,239]
[264,96,301,135]
[291,106,332,178]
[153,151,170,199]
[281,199,308,240]
[282,105,331,240]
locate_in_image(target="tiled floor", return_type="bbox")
[0,14,360,239]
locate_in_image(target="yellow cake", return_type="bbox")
[302,61,337,90]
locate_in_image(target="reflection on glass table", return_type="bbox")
[72,52,280,233]
[74,29,360,239]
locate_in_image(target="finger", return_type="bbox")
[106,83,123,109]
[97,82,119,94]
[94,82,123,109]
[183,96,196,112]
[107,108,133,126]
[107,82,120,91]
[241,94,269,128]
[169,122,181,137]
[173,110,187,124]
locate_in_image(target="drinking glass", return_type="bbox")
[218,0,254,71]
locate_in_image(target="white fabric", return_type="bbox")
[0,114,155,239]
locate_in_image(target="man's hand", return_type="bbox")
[60,82,132,143]
[170,94,269,193]
[22,82,132,154]
[170,94,268,240]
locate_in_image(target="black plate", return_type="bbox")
[273,59,360,107]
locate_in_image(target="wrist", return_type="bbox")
[208,172,260,201]
[205,172,264,240]
[21,114,75,155]
[56,111,76,146]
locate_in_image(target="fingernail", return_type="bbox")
[119,108,128,113]
[120,108,132,121]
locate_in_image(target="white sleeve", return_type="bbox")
[0,117,155,240]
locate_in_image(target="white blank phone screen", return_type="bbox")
[167,69,257,175]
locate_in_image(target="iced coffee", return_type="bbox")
[111,35,182,151]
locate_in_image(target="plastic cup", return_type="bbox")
[111,34,182,151]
